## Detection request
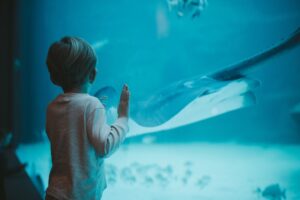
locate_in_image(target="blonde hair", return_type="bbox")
[46,36,97,90]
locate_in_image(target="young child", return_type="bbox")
[45,36,130,200]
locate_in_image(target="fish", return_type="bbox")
[166,0,208,19]
[94,86,118,108]
[94,26,300,138]
[94,86,118,124]
[260,184,286,200]
[291,102,300,122]
[92,39,109,51]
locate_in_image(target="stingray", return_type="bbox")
[94,27,300,137]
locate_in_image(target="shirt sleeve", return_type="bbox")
[86,101,129,158]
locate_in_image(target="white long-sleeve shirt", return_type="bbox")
[45,93,128,200]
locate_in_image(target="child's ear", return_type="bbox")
[89,68,97,83]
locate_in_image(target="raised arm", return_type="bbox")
[87,84,130,157]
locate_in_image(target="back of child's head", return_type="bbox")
[46,36,97,90]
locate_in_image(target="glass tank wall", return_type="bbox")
[13,0,300,199]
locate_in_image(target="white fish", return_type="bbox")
[92,39,109,51]
[93,27,300,138]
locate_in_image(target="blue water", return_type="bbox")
[13,0,300,199]
[15,0,300,143]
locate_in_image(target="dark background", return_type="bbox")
[0,0,14,134]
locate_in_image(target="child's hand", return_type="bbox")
[118,84,130,118]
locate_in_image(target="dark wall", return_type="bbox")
[0,0,14,134]
[0,0,41,144]
[10,0,46,144]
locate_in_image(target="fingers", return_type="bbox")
[123,84,128,91]
[118,84,130,118]
[121,84,130,102]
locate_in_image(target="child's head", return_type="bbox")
[46,36,97,91]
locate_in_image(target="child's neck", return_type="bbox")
[64,83,90,94]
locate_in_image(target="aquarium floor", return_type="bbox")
[16,142,300,200]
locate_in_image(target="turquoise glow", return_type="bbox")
[13,0,300,199]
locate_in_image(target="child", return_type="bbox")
[45,36,130,200]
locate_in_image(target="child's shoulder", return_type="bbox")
[84,94,105,110]
[67,93,105,110]
[47,93,104,111]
